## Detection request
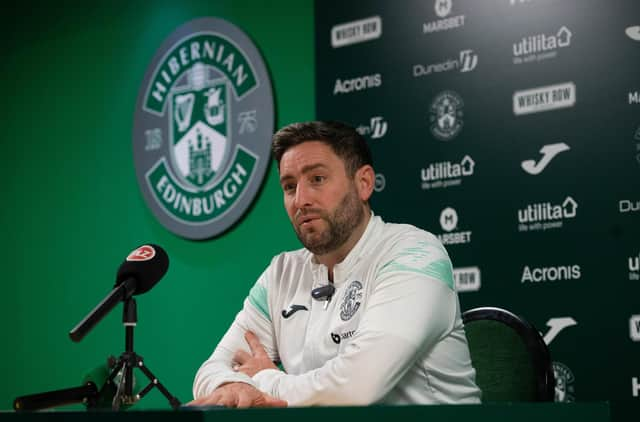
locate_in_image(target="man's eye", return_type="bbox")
[312,175,326,184]
[283,184,296,193]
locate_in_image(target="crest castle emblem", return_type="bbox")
[133,18,273,239]
[340,281,364,321]
[429,90,464,141]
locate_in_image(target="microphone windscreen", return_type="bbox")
[116,244,169,295]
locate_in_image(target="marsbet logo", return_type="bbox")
[423,0,465,34]
[437,207,472,245]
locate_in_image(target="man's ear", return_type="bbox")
[355,165,375,201]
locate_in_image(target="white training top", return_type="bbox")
[193,214,481,406]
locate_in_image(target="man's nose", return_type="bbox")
[294,182,313,209]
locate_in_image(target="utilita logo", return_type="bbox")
[453,266,481,292]
[521,142,570,175]
[421,155,475,190]
[126,245,156,261]
[437,207,472,245]
[514,82,576,116]
[517,196,577,232]
[333,73,382,95]
[413,49,478,77]
[331,16,382,48]
[513,26,572,65]
[521,264,581,283]
[423,0,465,34]
[629,252,639,281]
[356,116,388,139]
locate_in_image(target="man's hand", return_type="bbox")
[233,331,280,377]
[187,382,287,408]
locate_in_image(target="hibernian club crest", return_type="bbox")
[429,90,464,141]
[340,281,363,321]
[133,17,273,239]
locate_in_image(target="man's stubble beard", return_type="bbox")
[293,186,365,256]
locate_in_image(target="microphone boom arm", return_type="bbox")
[69,278,136,343]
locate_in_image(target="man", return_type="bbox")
[190,121,481,408]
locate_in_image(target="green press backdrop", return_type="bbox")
[0,0,314,410]
[1,0,639,412]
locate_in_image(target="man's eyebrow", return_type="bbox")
[279,163,328,184]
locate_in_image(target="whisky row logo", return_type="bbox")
[133,18,273,239]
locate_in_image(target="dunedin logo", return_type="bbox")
[126,245,156,262]
[133,18,273,240]
[356,116,388,140]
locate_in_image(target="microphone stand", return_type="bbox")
[106,297,181,410]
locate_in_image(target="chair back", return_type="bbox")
[462,306,555,402]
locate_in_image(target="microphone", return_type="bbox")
[311,284,335,301]
[115,244,169,296]
[13,382,98,412]
[13,359,139,412]
[69,244,169,342]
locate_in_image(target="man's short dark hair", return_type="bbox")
[271,120,373,176]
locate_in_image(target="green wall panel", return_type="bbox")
[1,0,314,410]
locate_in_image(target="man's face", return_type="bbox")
[279,141,366,255]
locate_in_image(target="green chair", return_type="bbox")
[462,306,555,402]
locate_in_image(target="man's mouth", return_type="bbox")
[298,215,321,227]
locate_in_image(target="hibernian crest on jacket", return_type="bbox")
[340,281,363,321]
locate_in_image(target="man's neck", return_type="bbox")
[316,209,371,281]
